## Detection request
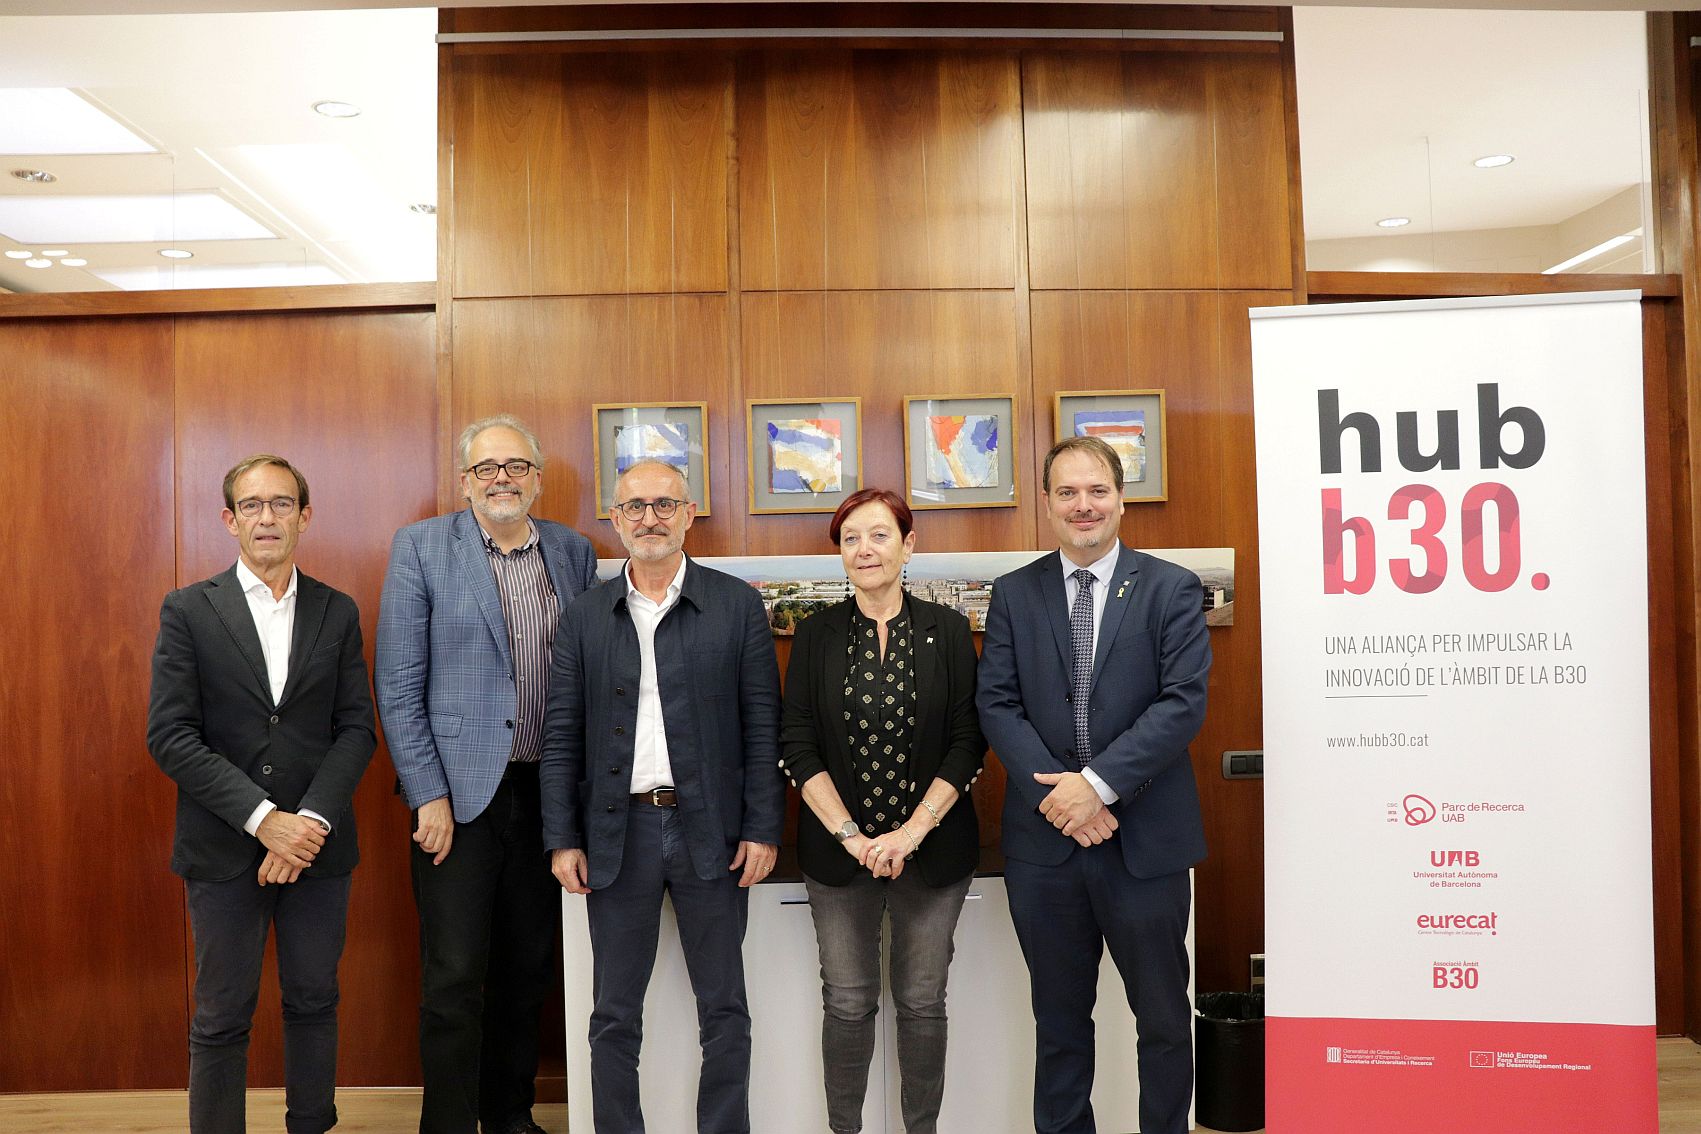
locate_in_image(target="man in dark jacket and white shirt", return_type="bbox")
[542,458,785,1134]
[147,453,376,1134]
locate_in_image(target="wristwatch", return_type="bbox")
[832,819,859,843]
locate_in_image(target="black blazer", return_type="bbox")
[780,594,983,887]
[541,556,786,889]
[146,566,377,881]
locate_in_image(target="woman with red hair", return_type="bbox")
[778,487,985,1134]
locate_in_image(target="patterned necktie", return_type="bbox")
[1069,568,1096,768]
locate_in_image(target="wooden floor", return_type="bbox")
[4,1037,1699,1132]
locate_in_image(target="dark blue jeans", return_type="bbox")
[585,805,752,1134]
[185,866,352,1134]
[803,870,972,1134]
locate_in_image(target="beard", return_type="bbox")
[622,523,682,561]
[471,482,534,524]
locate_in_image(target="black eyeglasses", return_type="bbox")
[465,459,537,480]
[612,498,684,521]
[235,496,298,518]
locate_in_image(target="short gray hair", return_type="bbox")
[455,414,544,472]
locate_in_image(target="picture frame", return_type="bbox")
[746,398,863,515]
[1052,389,1168,503]
[902,394,1018,510]
[591,401,712,519]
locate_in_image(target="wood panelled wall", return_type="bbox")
[0,308,437,1090]
[440,6,1295,999]
[2,8,1694,1102]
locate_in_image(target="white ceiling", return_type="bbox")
[0,7,436,291]
[0,3,1672,291]
[1295,7,1651,250]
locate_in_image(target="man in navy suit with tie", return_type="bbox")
[147,454,376,1134]
[976,435,1212,1134]
[376,415,597,1134]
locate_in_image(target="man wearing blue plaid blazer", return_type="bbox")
[376,414,597,1134]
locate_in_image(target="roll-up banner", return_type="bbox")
[1250,292,1656,1133]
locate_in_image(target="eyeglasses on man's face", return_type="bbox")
[465,459,538,481]
[235,496,298,519]
[612,497,684,521]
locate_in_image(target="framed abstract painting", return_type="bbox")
[1053,389,1168,503]
[747,398,863,515]
[902,394,1018,510]
[591,401,711,518]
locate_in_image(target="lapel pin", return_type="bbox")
[926,636,934,644]
[1116,583,1128,599]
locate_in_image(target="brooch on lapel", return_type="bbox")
[1116,582,1129,599]
[926,636,934,645]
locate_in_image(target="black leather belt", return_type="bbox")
[630,788,678,808]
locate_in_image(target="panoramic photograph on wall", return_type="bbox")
[596,548,1235,634]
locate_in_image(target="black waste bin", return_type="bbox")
[1194,991,1264,1132]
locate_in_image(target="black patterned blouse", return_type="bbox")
[843,602,919,836]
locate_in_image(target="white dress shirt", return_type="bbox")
[625,556,688,793]
[1059,546,1122,805]
[234,560,328,837]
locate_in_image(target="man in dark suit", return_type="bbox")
[541,458,785,1134]
[147,453,377,1134]
[976,436,1212,1134]
[376,414,596,1134]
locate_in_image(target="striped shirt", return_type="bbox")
[481,521,559,764]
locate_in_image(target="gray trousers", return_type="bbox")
[804,870,972,1134]
[185,867,352,1134]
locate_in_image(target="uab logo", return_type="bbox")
[1430,850,1480,867]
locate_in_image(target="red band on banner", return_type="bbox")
[1267,1016,1657,1133]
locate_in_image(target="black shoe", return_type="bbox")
[494,1121,548,1134]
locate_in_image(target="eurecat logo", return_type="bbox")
[1417,912,1498,931]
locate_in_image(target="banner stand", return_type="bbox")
[1251,292,1657,1133]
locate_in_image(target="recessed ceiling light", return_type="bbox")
[10,168,56,183]
[1473,154,1515,169]
[94,262,345,291]
[409,202,436,215]
[1377,217,1411,229]
[3,250,32,259]
[159,248,194,259]
[312,100,362,119]
[0,192,274,244]
[0,89,157,156]
[24,258,51,268]
[40,248,69,257]
[59,257,87,267]
[1543,228,1642,274]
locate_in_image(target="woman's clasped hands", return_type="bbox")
[842,822,922,879]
